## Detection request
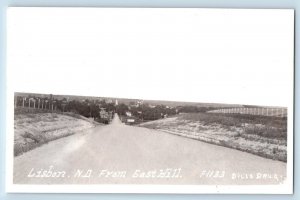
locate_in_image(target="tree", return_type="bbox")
[116,103,129,116]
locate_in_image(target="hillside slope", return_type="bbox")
[14,112,99,156]
[138,113,287,162]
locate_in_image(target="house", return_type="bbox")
[125,111,132,117]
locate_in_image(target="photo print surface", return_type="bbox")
[6,7,294,194]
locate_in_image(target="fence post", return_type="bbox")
[258,108,262,115]
[260,108,262,115]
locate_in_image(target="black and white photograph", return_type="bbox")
[6,7,294,193]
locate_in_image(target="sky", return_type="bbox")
[7,8,294,106]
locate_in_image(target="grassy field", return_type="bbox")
[138,113,287,162]
[14,110,99,156]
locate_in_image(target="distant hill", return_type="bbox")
[140,99,243,108]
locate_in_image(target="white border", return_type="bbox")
[5,184,294,194]
[5,7,294,194]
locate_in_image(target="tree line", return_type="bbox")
[15,95,115,120]
[15,94,218,123]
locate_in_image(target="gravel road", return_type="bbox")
[13,114,286,185]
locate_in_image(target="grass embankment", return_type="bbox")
[138,113,287,162]
[14,110,99,156]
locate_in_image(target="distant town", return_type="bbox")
[14,92,211,125]
[14,92,287,125]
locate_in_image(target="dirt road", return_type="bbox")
[13,114,286,185]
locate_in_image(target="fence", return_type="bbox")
[14,96,61,111]
[207,107,287,117]
[14,107,61,115]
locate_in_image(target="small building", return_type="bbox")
[127,118,135,123]
[99,108,109,119]
[125,111,132,117]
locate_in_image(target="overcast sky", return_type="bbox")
[7,8,294,106]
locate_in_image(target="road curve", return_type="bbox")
[13,114,286,185]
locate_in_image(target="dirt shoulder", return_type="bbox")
[138,113,287,162]
[14,112,100,156]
